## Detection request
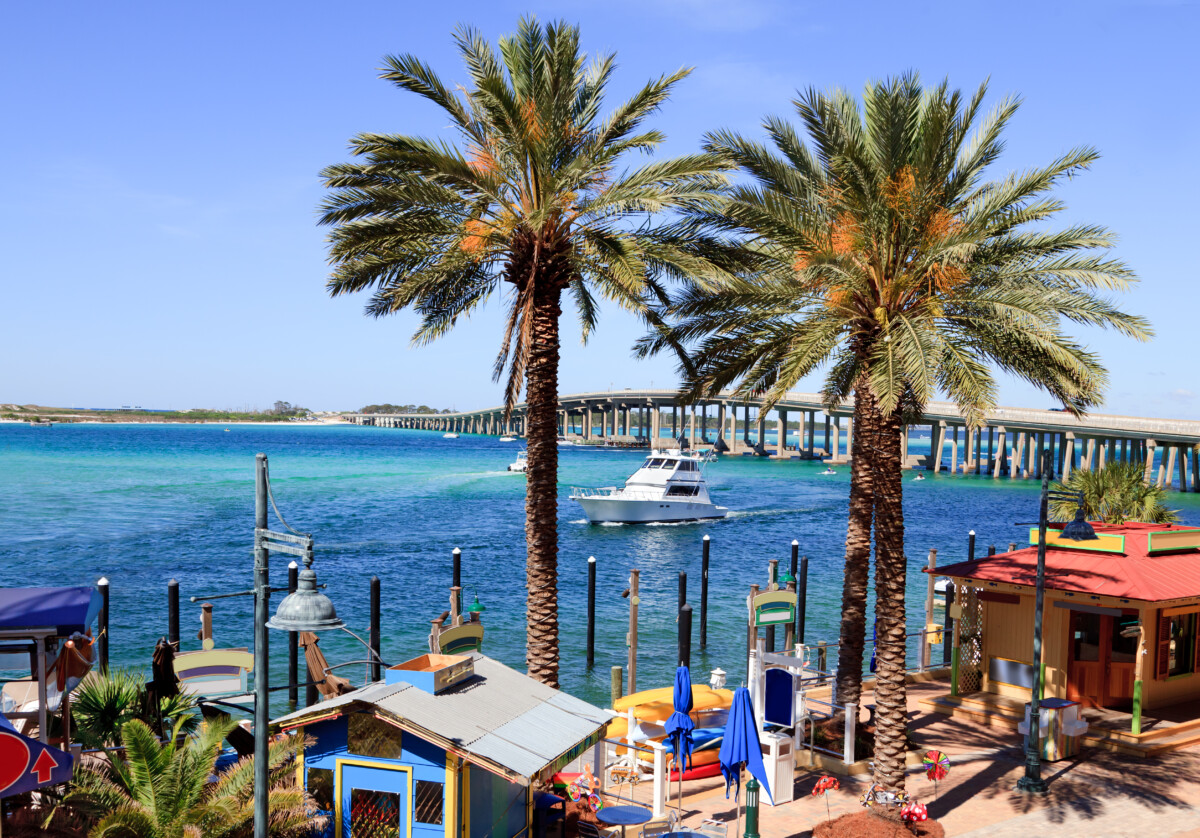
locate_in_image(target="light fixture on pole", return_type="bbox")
[1016,450,1096,795]
[253,453,344,838]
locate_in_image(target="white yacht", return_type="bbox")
[570,450,728,524]
[507,450,528,473]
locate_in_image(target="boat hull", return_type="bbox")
[573,496,728,524]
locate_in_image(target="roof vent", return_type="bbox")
[386,654,474,694]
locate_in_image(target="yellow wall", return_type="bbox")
[980,593,1068,700]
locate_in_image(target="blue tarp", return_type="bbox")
[718,686,771,802]
[0,587,101,636]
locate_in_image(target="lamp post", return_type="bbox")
[252,453,345,838]
[1016,450,1096,794]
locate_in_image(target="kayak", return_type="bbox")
[664,727,724,753]
[613,685,733,716]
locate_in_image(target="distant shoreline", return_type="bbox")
[0,416,351,427]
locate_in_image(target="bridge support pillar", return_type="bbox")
[950,425,959,473]
[807,411,815,458]
[994,427,1007,478]
[775,409,787,458]
[1145,440,1157,484]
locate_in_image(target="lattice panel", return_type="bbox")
[413,780,444,825]
[957,585,984,694]
[348,714,405,759]
[350,788,400,838]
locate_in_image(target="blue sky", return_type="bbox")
[3,1,1196,416]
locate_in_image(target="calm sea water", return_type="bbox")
[3,422,1198,708]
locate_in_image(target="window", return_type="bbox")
[1072,613,1101,662]
[645,458,665,468]
[350,788,400,838]
[349,714,404,759]
[1169,614,1197,677]
[308,766,334,812]
[666,485,698,497]
[1157,609,1199,679]
[1111,616,1139,664]
[413,780,445,825]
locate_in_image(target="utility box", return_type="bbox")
[760,731,795,806]
[1018,698,1087,761]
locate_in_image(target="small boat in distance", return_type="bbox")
[913,473,926,481]
[499,435,517,442]
[557,436,581,446]
[507,450,528,473]
[443,432,459,439]
[570,449,728,524]
[819,467,836,475]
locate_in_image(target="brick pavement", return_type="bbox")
[616,678,1200,837]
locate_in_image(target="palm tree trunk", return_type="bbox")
[870,407,908,794]
[835,385,876,707]
[524,281,563,687]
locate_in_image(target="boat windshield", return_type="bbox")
[643,458,667,469]
[665,484,700,497]
[674,460,699,472]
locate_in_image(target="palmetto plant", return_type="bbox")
[642,73,1150,792]
[71,669,198,751]
[63,717,317,838]
[319,17,729,686]
[1051,460,1179,525]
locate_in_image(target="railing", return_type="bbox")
[596,735,668,819]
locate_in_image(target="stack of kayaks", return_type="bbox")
[607,684,732,781]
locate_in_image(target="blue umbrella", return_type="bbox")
[718,686,771,802]
[663,666,695,813]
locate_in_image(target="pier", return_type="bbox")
[344,389,1200,491]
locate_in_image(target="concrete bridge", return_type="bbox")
[344,389,1200,492]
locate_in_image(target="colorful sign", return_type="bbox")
[0,723,74,798]
[751,590,797,627]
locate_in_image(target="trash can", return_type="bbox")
[1017,698,1088,761]
[760,731,795,806]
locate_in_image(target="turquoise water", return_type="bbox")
[3,422,1198,708]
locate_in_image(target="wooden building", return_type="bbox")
[274,652,609,838]
[927,522,1200,755]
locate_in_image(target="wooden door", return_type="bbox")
[1066,611,1140,708]
[1067,611,1105,707]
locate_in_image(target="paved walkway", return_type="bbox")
[617,679,1200,837]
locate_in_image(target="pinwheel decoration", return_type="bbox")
[901,799,929,829]
[567,767,604,812]
[923,749,950,798]
[811,775,840,821]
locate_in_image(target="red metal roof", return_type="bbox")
[933,523,1200,602]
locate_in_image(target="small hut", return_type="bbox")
[274,651,609,837]
[928,522,1200,755]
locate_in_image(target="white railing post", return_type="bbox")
[843,702,857,766]
[649,740,667,819]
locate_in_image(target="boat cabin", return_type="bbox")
[275,652,609,838]
[931,522,1200,754]
[627,452,703,494]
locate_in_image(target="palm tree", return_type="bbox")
[1051,460,1179,524]
[63,717,317,838]
[642,73,1150,793]
[319,18,728,686]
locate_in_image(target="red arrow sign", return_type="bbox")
[31,749,59,784]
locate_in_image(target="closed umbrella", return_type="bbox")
[663,666,695,814]
[718,687,771,837]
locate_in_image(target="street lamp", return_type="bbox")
[253,453,344,838]
[1016,450,1097,794]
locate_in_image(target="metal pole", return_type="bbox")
[968,530,976,561]
[679,604,693,669]
[700,535,710,649]
[370,576,382,682]
[167,578,179,649]
[587,557,597,668]
[678,571,687,617]
[287,563,299,709]
[253,453,270,838]
[452,547,462,615]
[98,577,109,671]
[628,569,639,694]
[1017,450,1053,794]
[797,554,809,644]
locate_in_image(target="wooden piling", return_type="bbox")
[587,557,597,668]
[700,535,711,648]
[452,547,462,614]
[679,604,693,669]
[797,552,809,644]
[628,569,640,694]
[369,576,381,683]
[611,666,624,705]
[167,578,179,649]
[98,577,109,671]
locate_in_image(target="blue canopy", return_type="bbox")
[717,686,771,801]
[663,666,695,773]
[0,587,101,636]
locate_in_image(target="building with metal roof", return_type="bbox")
[274,652,610,838]
[927,522,1200,756]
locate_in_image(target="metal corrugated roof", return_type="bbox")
[272,653,608,779]
[934,523,1200,602]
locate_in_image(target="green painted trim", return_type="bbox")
[1028,528,1126,554]
[1039,662,1047,703]
[1132,680,1142,735]
[950,647,960,697]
